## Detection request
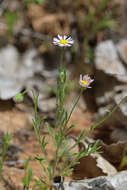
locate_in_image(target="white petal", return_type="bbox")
[64,35,67,40]
[68,39,74,44]
[66,44,71,47]
[53,41,59,45]
[53,37,60,43]
[67,36,72,40]
[80,74,82,81]
[83,75,88,80]
[67,37,74,41]
[59,43,65,47]
[58,34,63,40]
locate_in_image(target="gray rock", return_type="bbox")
[117,39,127,65]
[95,40,127,82]
[53,171,127,190]
[94,40,127,126]
[0,45,43,99]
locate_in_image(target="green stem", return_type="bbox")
[55,47,65,128]
[59,47,64,69]
[53,47,65,180]
[64,88,84,128]
[52,144,59,179]
[90,96,127,131]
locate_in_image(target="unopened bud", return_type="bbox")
[14,93,24,102]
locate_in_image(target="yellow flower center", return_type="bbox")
[81,80,87,86]
[60,39,67,45]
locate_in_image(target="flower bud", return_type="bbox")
[14,93,24,102]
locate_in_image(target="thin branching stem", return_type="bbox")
[64,88,84,129]
[90,95,127,131]
[55,47,65,129]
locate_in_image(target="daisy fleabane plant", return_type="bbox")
[13,33,127,190]
[79,74,94,88]
[15,34,101,190]
[53,34,74,47]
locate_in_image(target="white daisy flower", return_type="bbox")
[53,34,74,47]
[79,74,94,88]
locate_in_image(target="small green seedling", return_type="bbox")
[22,159,33,190]
[0,132,11,175]
[5,10,18,35]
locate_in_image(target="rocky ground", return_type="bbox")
[0,0,127,190]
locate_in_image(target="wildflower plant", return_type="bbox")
[0,132,11,175]
[22,159,32,190]
[15,34,127,190]
[30,35,100,190]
